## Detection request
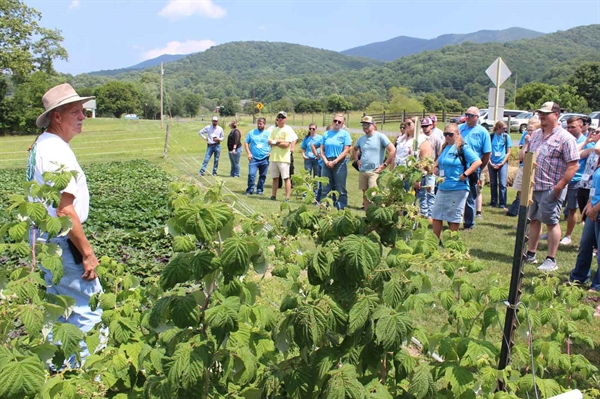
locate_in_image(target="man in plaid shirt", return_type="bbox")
[520,102,579,272]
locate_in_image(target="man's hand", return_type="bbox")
[589,206,599,222]
[552,186,564,200]
[414,181,421,190]
[247,154,253,161]
[81,253,99,280]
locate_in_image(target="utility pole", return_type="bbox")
[160,62,164,129]
[514,74,518,108]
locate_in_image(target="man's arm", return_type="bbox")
[198,126,208,140]
[553,160,579,199]
[384,142,396,171]
[244,141,252,160]
[480,152,491,169]
[56,192,98,280]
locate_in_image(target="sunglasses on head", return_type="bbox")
[443,132,455,137]
[465,113,478,118]
[333,120,343,124]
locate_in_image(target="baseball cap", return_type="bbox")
[277,111,287,118]
[421,117,433,126]
[536,102,561,114]
[361,115,374,124]
[212,116,219,121]
[429,114,437,123]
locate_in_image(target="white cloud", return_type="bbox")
[69,0,80,10]
[142,39,215,60]
[159,0,226,20]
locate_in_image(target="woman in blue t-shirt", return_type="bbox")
[488,121,512,209]
[301,123,322,177]
[319,114,352,209]
[432,123,482,239]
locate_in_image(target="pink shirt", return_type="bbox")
[528,126,579,191]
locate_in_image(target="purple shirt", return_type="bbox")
[528,126,579,191]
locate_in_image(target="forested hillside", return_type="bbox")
[341,27,544,61]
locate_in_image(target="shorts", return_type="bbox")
[512,166,523,191]
[359,171,378,191]
[565,184,579,210]
[270,161,290,179]
[529,188,565,225]
[431,190,469,223]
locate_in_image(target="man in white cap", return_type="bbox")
[520,101,579,271]
[198,116,225,176]
[27,83,104,366]
[268,111,297,202]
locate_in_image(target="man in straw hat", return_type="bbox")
[27,83,105,367]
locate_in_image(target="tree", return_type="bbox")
[387,87,424,113]
[325,94,351,112]
[568,62,600,110]
[516,82,588,112]
[93,81,141,118]
[0,0,68,79]
[219,97,241,117]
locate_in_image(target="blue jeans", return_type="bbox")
[416,174,436,218]
[321,158,348,209]
[228,147,242,177]
[488,163,508,207]
[570,217,600,290]
[246,156,269,194]
[199,144,220,175]
[464,170,480,228]
[32,232,104,366]
[304,158,320,177]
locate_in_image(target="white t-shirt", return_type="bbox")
[395,134,426,166]
[26,132,90,223]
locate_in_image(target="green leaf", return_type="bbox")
[8,221,28,242]
[205,296,241,340]
[44,217,63,239]
[408,364,435,399]
[324,364,366,399]
[42,255,64,285]
[221,236,251,279]
[52,322,84,360]
[191,250,217,279]
[382,278,406,309]
[169,295,200,328]
[99,292,117,310]
[375,310,413,351]
[348,295,373,335]
[26,202,48,225]
[160,253,193,289]
[172,235,196,252]
[233,347,259,386]
[109,317,138,344]
[293,303,328,348]
[332,210,361,237]
[445,365,474,396]
[338,235,380,283]
[165,342,211,389]
[0,355,46,398]
[19,304,44,337]
[307,247,333,285]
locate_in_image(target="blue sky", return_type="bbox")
[27,0,600,75]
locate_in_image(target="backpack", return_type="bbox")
[490,132,508,154]
[457,145,478,186]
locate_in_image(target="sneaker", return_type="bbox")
[525,253,538,264]
[475,213,483,219]
[560,236,572,245]
[540,233,548,240]
[537,258,558,272]
[270,196,277,201]
[284,198,290,203]
[245,192,253,195]
[257,192,263,195]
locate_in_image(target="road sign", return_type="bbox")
[486,57,511,87]
[256,102,264,111]
[488,88,505,106]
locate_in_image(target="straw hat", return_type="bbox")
[36,83,95,128]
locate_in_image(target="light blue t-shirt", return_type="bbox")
[459,124,492,158]
[355,132,391,172]
[301,135,322,159]
[490,133,512,165]
[245,128,271,160]
[572,135,593,183]
[591,167,600,206]
[438,143,480,191]
[518,131,529,166]
[321,129,352,158]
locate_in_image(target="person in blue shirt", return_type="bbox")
[243,117,271,195]
[506,117,541,216]
[319,114,352,209]
[488,121,512,209]
[432,123,482,240]
[459,107,491,229]
[301,123,322,177]
[354,115,396,210]
[569,135,600,296]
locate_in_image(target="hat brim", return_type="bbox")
[36,95,95,128]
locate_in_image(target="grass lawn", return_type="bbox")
[2,117,599,368]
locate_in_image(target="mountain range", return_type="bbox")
[340,27,545,61]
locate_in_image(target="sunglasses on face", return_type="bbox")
[443,132,455,137]
[308,127,316,131]
[400,125,406,129]
[361,123,371,127]
[404,122,412,126]
[333,120,343,124]
[465,113,478,118]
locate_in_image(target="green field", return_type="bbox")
[1,118,599,393]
